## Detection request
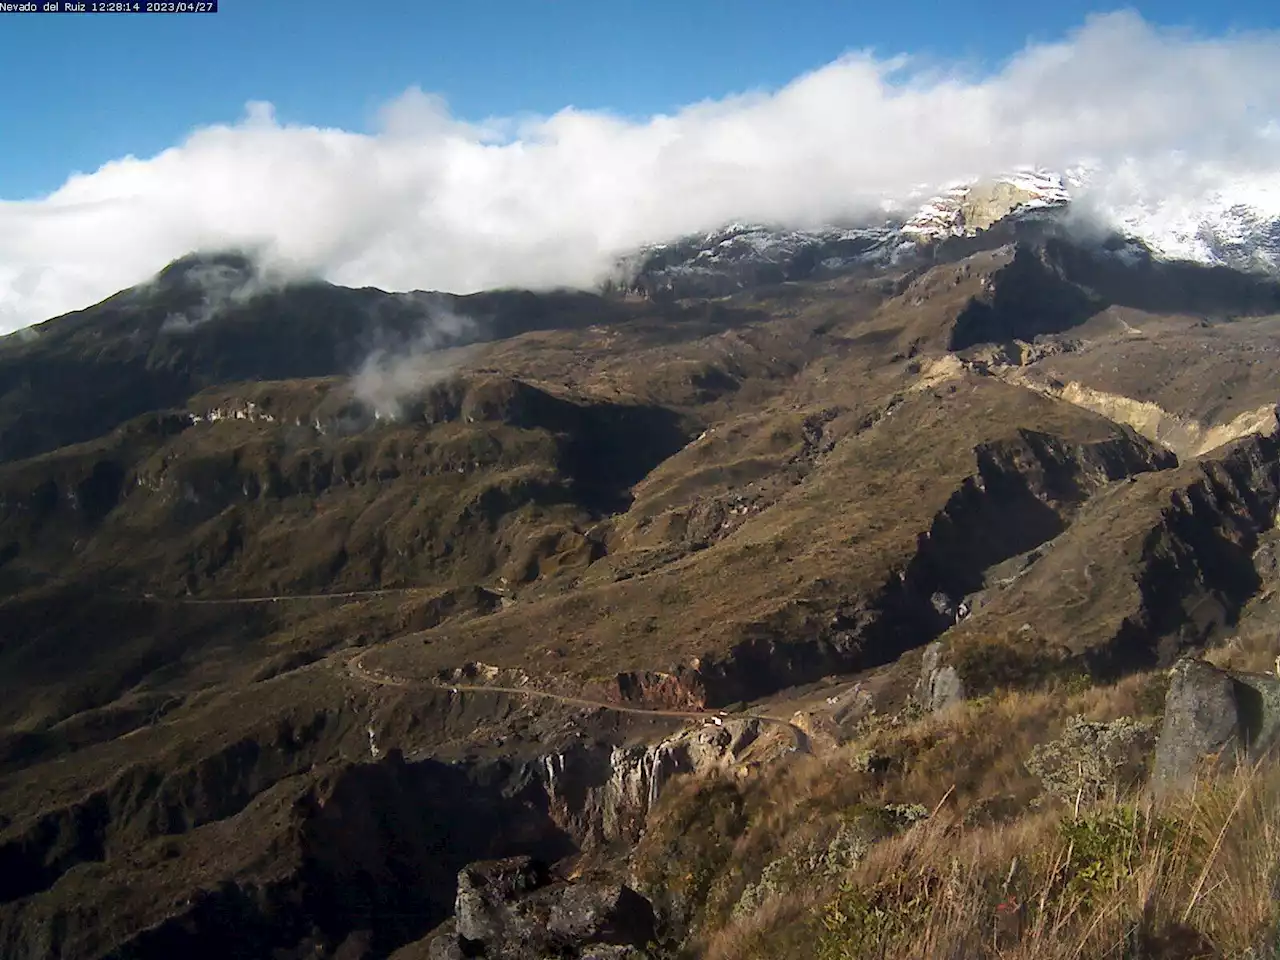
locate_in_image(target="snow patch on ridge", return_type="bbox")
[620,164,1280,297]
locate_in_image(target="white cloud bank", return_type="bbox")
[2,10,1279,333]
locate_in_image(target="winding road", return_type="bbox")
[344,651,813,754]
[138,587,434,605]
[109,584,816,754]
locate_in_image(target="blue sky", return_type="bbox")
[1,0,1275,200]
[2,5,1279,330]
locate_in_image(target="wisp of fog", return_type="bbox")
[351,304,478,420]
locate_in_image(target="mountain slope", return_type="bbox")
[3,231,1280,958]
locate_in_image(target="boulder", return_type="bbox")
[1253,539,1280,584]
[547,882,655,947]
[575,948,644,960]
[426,927,465,960]
[386,921,462,960]
[917,641,965,713]
[455,856,550,950]
[1153,658,1280,794]
[440,858,656,960]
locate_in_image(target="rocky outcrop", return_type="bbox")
[542,720,767,845]
[455,856,551,949]
[1153,658,1280,794]
[999,370,1280,458]
[947,244,1101,351]
[945,430,1280,687]
[917,641,966,713]
[548,880,656,947]
[416,857,655,960]
[1101,435,1280,673]
[903,174,1069,238]
[606,669,708,710]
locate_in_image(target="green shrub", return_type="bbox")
[732,803,931,925]
[951,633,1060,694]
[1025,714,1156,803]
[816,873,939,960]
[1131,670,1172,719]
[1059,671,1094,696]
[1057,805,1171,907]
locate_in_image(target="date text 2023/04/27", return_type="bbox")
[0,1,218,12]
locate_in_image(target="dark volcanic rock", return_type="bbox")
[547,882,656,947]
[944,238,1280,353]
[431,857,656,960]
[1153,658,1280,793]
[455,856,551,949]
[948,244,1102,351]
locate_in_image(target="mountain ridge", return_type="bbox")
[610,166,1280,301]
[4,208,1280,958]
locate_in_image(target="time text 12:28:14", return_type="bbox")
[0,2,219,12]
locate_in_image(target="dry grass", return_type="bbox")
[660,679,1280,960]
[1205,621,1280,678]
[796,760,1280,959]
[849,673,1167,812]
[706,891,824,960]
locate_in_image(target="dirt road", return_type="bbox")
[118,584,814,753]
[139,587,429,605]
[344,651,812,753]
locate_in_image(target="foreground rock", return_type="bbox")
[1153,658,1280,793]
[916,641,966,713]
[403,856,656,960]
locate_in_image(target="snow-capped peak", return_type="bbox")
[612,164,1280,301]
[900,168,1072,240]
[1078,164,1280,273]
[900,163,1280,273]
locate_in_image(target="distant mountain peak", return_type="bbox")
[614,166,1280,300]
[153,250,261,289]
[900,169,1073,240]
[144,250,300,333]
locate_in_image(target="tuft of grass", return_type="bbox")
[662,682,1280,960]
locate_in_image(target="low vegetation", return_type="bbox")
[633,673,1280,960]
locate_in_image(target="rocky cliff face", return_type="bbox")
[928,430,1280,695]
[1001,374,1280,459]
[541,719,771,845]
[0,712,776,960]
[591,424,1174,710]
[400,856,657,960]
[1116,434,1280,666]
[902,172,1072,238]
